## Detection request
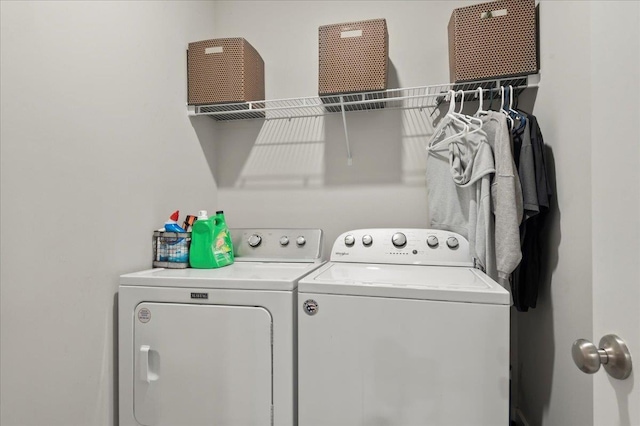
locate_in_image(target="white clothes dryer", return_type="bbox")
[119,228,323,426]
[298,229,510,426]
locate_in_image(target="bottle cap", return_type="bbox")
[197,210,209,219]
[216,210,224,215]
[169,210,179,221]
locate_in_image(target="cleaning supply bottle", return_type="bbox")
[164,210,186,233]
[211,210,234,267]
[164,210,188,263]
[189,210,216,268]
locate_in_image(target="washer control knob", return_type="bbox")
[296,236,306,246]
[362,235,373,246]
[392,232,407,248]
[427,235,439,248]
[446,237,459,249]
[279,236,289,246]
[344,234,355,247]
[248,234,262,248]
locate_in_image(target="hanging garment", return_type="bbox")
[528,114,552,214]
[481,111,524,284]
[426,120,496,277]
[512,117,539,219]
[512,114,552,311]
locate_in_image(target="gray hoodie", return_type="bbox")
[482,111,524,281]
[426,119,496,277]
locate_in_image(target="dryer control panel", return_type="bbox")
[232,228,323,263]
[331,229,473,266]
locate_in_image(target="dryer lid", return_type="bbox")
[298,263,510,305]
[120,261,325,291]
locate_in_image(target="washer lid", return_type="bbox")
[298,263,510,305]
[120,261,325,291]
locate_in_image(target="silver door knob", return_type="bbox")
[571,334,632,380]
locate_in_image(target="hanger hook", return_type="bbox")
[447,89,456,115]
[500,86,505,111]
[477,87,483,114]
[456,90,464,114]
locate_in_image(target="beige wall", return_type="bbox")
[0,2,217,425]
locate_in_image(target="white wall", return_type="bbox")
[212,2,616,426]
[590,3,639,425]
[0,2,217,425]
[516,2,594,425]
[212,0,477,256]
[2,2,636,426]
[518,3,640,426]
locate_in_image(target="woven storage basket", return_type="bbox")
[188,38,265,105]
[448,0,538,83]
[318,18,388,96]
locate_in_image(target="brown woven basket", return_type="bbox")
[188,38,265,105]
[448,0,538,83]
[318,19,388,96]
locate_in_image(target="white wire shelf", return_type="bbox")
[187,74,540,121]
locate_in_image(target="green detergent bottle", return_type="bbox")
[211,210,234,267]
[189,210,216,268]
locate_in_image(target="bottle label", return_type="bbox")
[214,230,233,263]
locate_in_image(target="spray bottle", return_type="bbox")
[164,210,188,263]
[164,210,186,233]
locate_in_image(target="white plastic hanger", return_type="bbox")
[453,90,471,123]
[500,86,515,128]
[426,90,469,151]
[453,89,483,136]
[508,85,527,131]
[475,87,489,117]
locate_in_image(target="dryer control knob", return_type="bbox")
[248,234,262,248]
[392,232,407,248]
[279,236,289,246]
[344,234,355,247]
[362,235,373,246]
[446,237,459,249]
[296,236,306,246]
[427,235,439,248]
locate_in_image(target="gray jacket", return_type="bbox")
[482,111,524,280]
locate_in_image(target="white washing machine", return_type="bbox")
[298,229,510,426]
[119,228,323,426]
